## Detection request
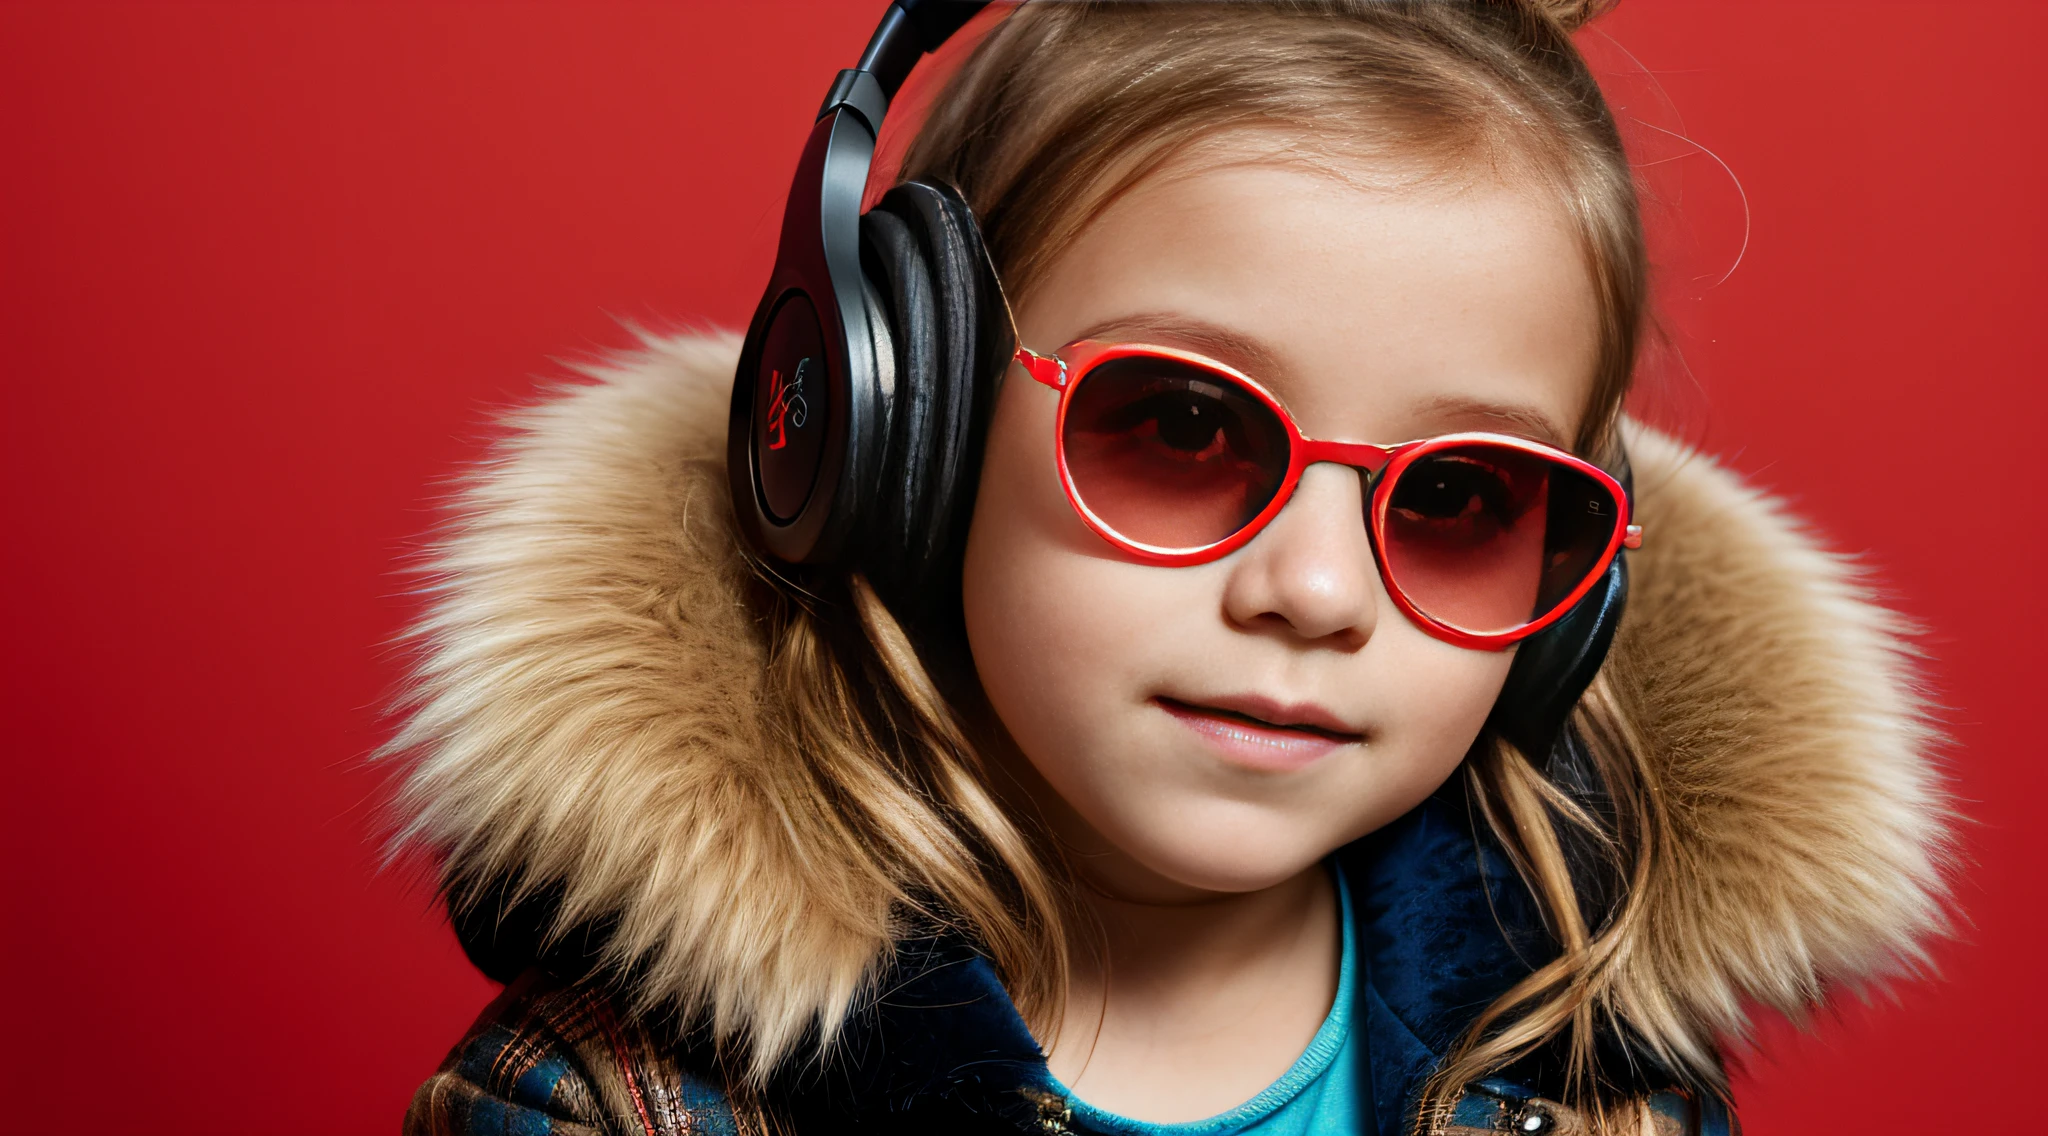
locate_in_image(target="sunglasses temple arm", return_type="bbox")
[1014,344,1068,389]
[964,224,1066,391]
[968,224,1036,375]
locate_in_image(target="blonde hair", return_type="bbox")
[753,1,1683,1128]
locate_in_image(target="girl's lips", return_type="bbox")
[1155,696,1363,773]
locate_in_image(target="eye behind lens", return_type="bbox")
[1379,443,1608,637]
[1151,391,1226,454]
[1388,454,1523,530]
[1061,355,1292,551]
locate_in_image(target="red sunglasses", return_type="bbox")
[1012,341,1641,650]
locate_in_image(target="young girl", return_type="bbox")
[391,3,1947,1133]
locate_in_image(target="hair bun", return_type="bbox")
[1528,0,1620,32]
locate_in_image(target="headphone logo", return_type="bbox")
[765,357,811,451]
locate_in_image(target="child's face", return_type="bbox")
[962,138,1601,901]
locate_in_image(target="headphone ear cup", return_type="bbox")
[859,205,934,589]
[1491,440,1637,773]
[856,181,1000,614]
[891,182,991,571]
[1489,551,1630,767]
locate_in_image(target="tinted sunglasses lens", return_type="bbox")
[1062,355,1291,551]
[1379,443,1619,635]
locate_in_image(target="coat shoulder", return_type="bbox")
[405,969,750,1136]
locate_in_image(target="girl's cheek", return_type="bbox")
[959,378,1185,810]
[961,379,1133,738]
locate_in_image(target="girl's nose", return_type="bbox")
[1220,463,1379,649]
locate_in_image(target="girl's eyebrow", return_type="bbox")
[1413,393,1569,449]
[1069,313,1569,447]
[1070,312,1285,379]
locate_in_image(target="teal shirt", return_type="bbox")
[1051,865,1364,1136]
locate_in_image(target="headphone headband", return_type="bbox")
[857,1,991,99]
[821,1,991,135]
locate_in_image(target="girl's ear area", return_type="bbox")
[960,354,1097,589]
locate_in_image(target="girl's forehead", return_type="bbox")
[1024,152,1600,446]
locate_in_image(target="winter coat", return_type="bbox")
[389,333,1948,1135]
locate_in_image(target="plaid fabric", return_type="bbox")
[405,970,759,1136]
[407,968,1733,1135]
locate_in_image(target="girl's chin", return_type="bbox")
[1108,823,1338,897]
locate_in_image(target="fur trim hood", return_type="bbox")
[388,332,1950,1090]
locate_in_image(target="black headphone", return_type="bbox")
[727,0,1631,764]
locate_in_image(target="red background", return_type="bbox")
[4,3,2041,1132]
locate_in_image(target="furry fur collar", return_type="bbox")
[387,332,1949,1082]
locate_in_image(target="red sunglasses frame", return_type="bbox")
[1013,340,1642,650]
